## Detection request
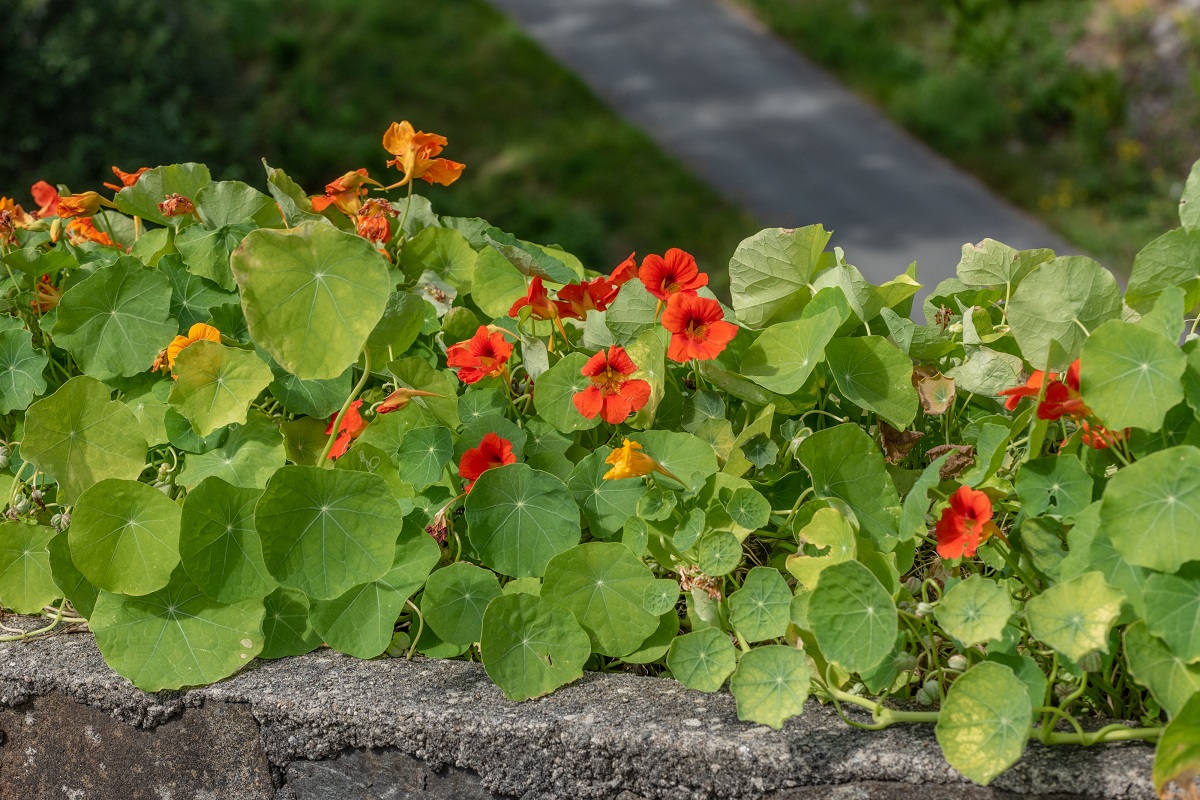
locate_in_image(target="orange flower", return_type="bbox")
[355,197,397,245]
[57,191,102,218]
[311,168,377,215]
[458,432,517,492]
[609,252,638,287]
[1076,421,1129,450]
[30,181,60,218]
[0,198,33,246]
[573,346,652,425]
[555,276,619,321]
[66,217,116,247]
[103,165,149,192]
[31,275,61,314]
[446,326,514,384]
[1037,359,1088,421]
[509,277,559,321]
[935,485,998,559]
[603,438,679,481]
[661,293,738,362]
[639,248,707,301]
[326,400,367,460]
[377,387,446,414]
[997,370,1048,411]
[382,121,465,187]
[166,323,221,369]
[158,193,195,218]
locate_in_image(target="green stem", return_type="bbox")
[1040,724,1163,746]
[318,348,372,465]
[404,598,424,660]
[0,599,67,642]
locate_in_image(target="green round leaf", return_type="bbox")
[1100,446,1200,573]
[0,523,58,614]
[195,180,278,228]
[621,610,680,665]
[175,223,254,291]
[1025,571,1124,663]
[739,308,840,394]
[47,531,97,619]
[421,562,503,645]
[936,576,1013,647]
[1013,456,1094,520]
[260,587,322,659]
[395,426,454,491]
[0,327,47,414]
[1143,563,1200,664]
[399,226,477,289]
[634,431,720,494]
[177,412,286,490]
[797,424,900,549]
[309,520,440,659]
[69,478,181,596]
[231,222,391,380]
[1127,227,1200,313]
[785,507,856,591]
[165,406,228,454]
[53,257,177,378]
[604,279,658,345]
[729,225,830,328]
[1154,692,1200,796]
[666,628,737,692]
[672,508,706,552]
[567,447,647,539]
[179,477,275,603]
[256,466,400,599]
[465,464,581,579]
[1007,256,1122,371]
[169,341,274,436]
[698,531,742,577]
[727,487,771,531]
[533,352,600,434]
[90,566,264,691]
[160,254,235,330]
[112,163,211,227]
[542,542,658,657]
[808,560,897,674]
[729,645,811,729]
[1126,622,1200,717]
[728,567,792,643]
[22,376,148,504]
[1079,320,1185,432]
[643,578,681,616]
[824,335,918,430]
[480,592,591,701]
[935,661,1032,786]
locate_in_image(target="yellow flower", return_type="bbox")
[603,438,679,482]
[166,323,221,369]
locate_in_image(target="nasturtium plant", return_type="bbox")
[2,137,1197,789]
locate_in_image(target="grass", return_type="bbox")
[736,0,1195,272]
[3,0,758,288]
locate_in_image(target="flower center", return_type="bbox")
[686,321,707,340]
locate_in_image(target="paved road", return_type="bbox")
[487,0,1077,291]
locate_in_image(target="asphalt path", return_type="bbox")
[487,0,1077,293]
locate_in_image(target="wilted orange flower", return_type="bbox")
[446,326,514,384]
[311,168,377,215]
[661,293,738,362]
[458,432,516,492]
[166,323,221,370]
[1076,421,1129,450]
[103,165,150,192]
[326,400,368,460]
[377,387,445,414]
[509,276,559,321]
[158,193,195,218]
[57,191,102,218]
[573,346,652,425]
[935,485,998,559]
[382,121,465,187]
[355,197,398,245]
[31,181,60,218]
[66,217,116,247]
[639,248,708,301]
[0,198,33,245]
[31,275,61,313]
[603,438,680,481]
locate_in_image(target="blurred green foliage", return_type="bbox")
[1,0,756,281]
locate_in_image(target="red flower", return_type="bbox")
[556,276,618,320]
[609,253,638,286]
[325,400,367,460]
[1036,359,1088,421]
[459,432,516,492]
[447,326,514,384]
[661,293,738,362]
[508,277,559,321]
[639,248,707,301]
[998,370,1048,411]
[311,168,376,215]
[1076,421,1129,450]
[103,165,149,192]
[31,181,60,218]
[573,346,652,425]
[935,485,997,559]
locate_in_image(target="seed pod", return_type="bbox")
[947,654,969,672]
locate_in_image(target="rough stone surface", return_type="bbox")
[0,630,1157,799]
[285,748,495,799]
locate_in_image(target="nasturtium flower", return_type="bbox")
[66,217,116,247]
[661,293,738,362]
[508,277,559,321]
[603,438,679,482]
[556,276,618,321]
[935,485,998,560]
[609,252,638,287]
[573,346,652,425]
[103,165,149,192]
[1077,421,1129,451]
[639,248,707,301]
[56,191,102,218]
[377,387,445,414]
[382,120,465,187]
[0,198,33,245]
[355,197,397,245]
[446,326,514,385]
[326,399,367,460]
[1037,359,1087,421]
[997,369,1047,411]
[310,168,375,215]
[31,275,60,314]
[459,432,516,492]
[31,181,60,218]
[166,323,221,370]
[158,193,195,218]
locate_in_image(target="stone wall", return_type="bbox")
[0,631,1157,799]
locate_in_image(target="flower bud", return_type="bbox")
[904,576,923,596]
[947,654,969,672]
[894,652,918,672]
[158,463,172,477]
[13,497,30,514]
[0,447,10,471]
[915,601,934,618]
[916,679,940,706]
[57,191,102,218]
